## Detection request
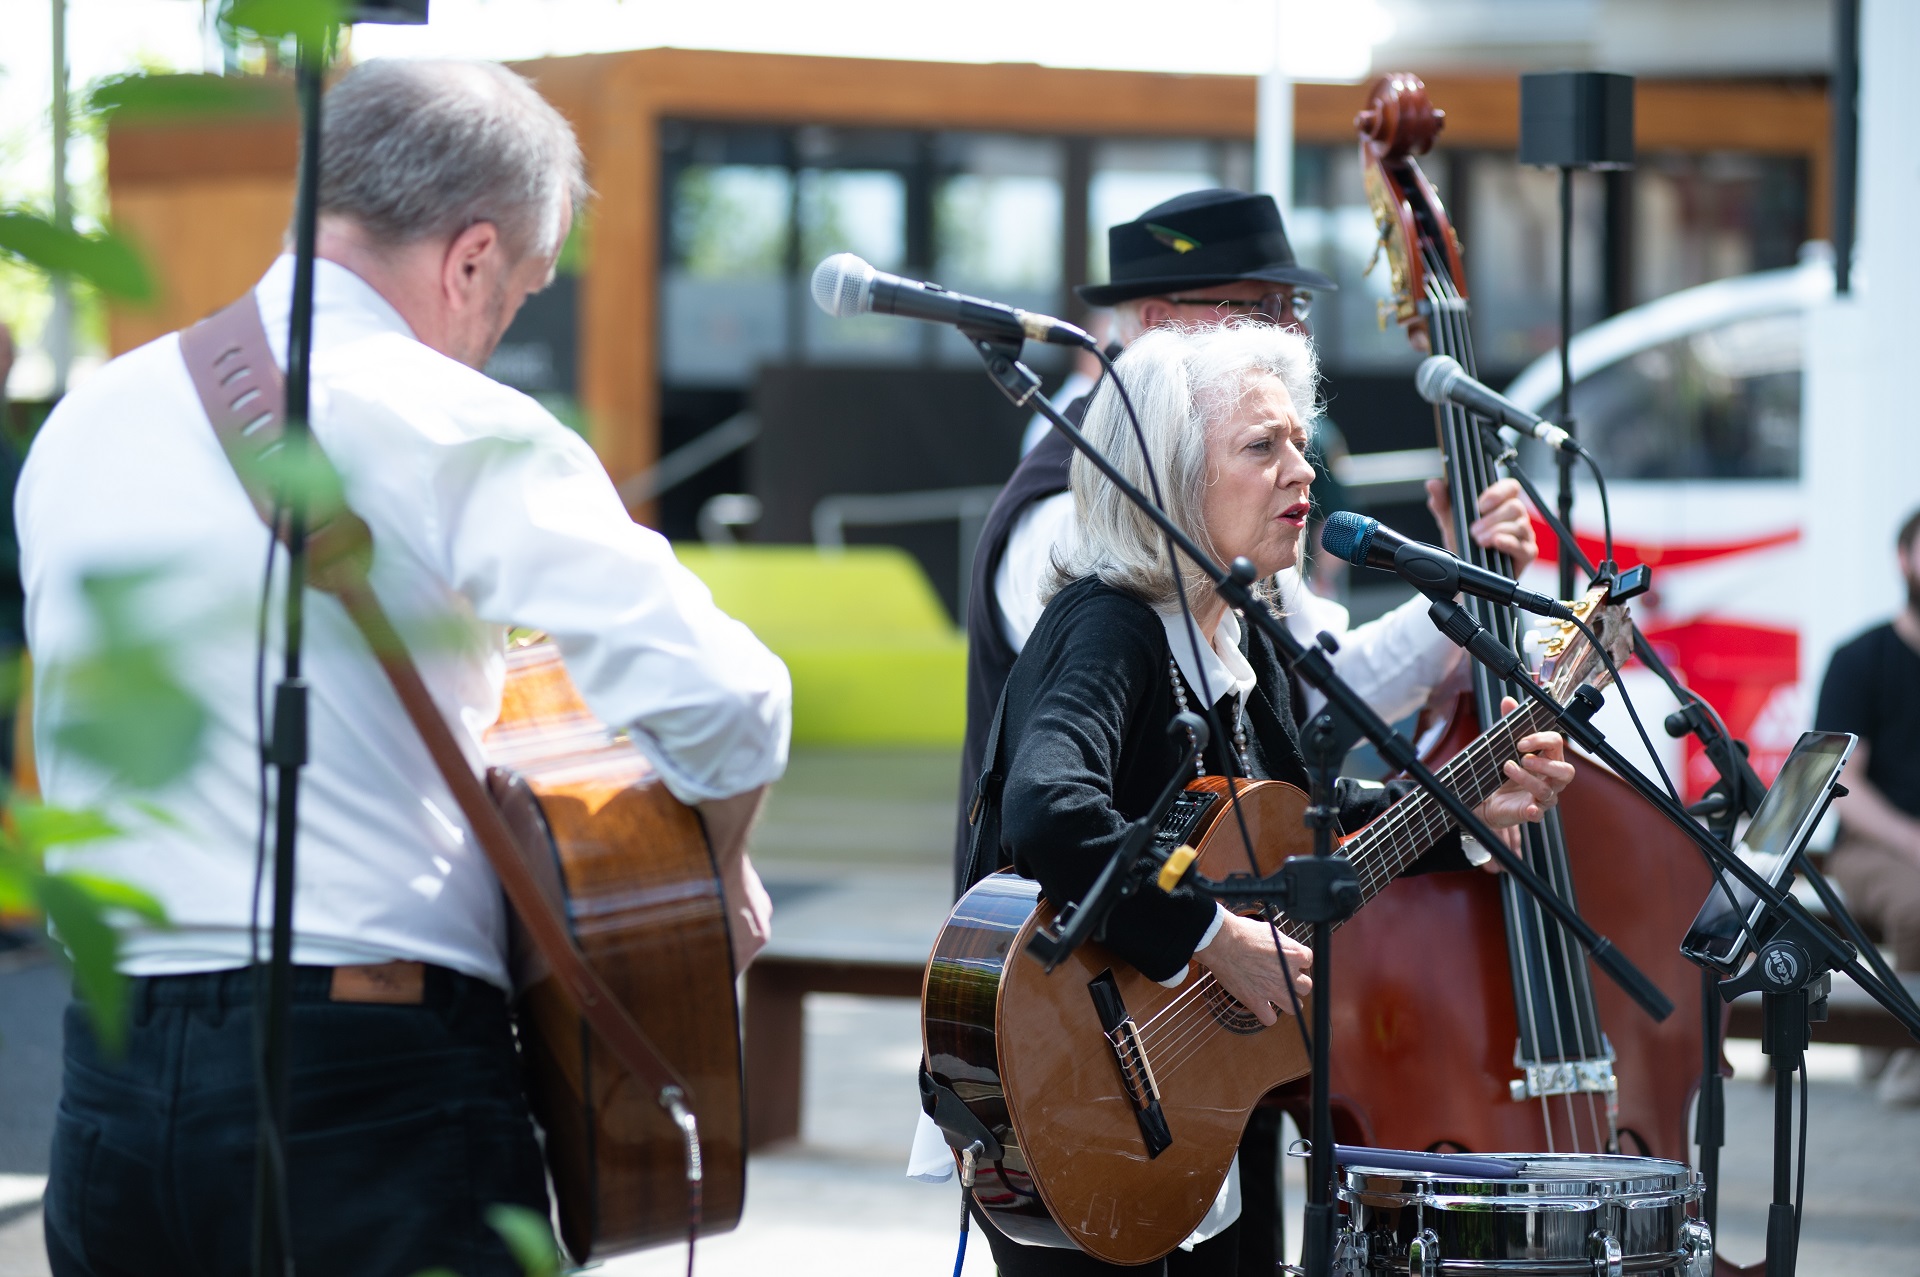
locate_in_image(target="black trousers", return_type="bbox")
[44,964,550,1277]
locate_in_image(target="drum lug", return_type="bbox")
[1589,1229,1623,1277]
[1331,1226,1368,1276]
[1407,1228,1441,1277]
[1682,1218,1715,1276]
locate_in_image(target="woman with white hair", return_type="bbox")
[970,323,1574,1276]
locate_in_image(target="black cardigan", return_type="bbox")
[997,575,1470,981]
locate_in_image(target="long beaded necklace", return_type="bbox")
[1167,656,1251,777]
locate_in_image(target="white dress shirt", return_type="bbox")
[995,492,1464,716]
[20,257,791,989]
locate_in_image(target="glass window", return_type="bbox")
[798,168,916,363]
[663,163,794,387]
[932,133,1065,366]
[1463,159,1605,371]
[1086,140,1238,286]
[1547,312,1802,481]
[1633,152,1808,305]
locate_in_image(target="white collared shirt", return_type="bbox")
[20,256,791,989]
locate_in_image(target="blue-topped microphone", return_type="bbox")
[1320,511,1574,621]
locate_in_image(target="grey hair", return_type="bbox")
[1046,320,1319,612]
[315,59,588,259]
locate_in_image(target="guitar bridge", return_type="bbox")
[1088,970,1173,1158]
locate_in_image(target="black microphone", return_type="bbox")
[811,253,1095,349]
[1415,355,1580,455]
[1320,510,1574,621]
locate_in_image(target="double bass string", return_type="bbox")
[1425,251,1611,1154]
[1422,253,1565,1150]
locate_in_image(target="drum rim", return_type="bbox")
[1336,1151,1698,1195]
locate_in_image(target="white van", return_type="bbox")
[1503,256,1832,797]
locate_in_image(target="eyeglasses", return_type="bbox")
[1163,290,1313,324]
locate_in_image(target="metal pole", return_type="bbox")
[1555,165,1576,596]
[1256,2,1293,221]
[253,39,324,1277]
[49,0,73,399]
[1832,0,1860,295]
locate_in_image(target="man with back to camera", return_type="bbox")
[1814,506,1920,1107]
[957,188,1540,890]
[22,59,789,1275]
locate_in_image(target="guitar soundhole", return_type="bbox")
[1204,981,1266,1035]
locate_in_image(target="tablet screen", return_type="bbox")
[1680,731,1856,972]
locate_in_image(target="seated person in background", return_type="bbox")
[1815,505,1920,1108]
[976,322,1574,1276]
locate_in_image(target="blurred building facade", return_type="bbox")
[102,39,1830,612]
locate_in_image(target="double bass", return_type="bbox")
[1296,73,1716,1163]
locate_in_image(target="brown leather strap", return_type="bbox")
[179,295,691,1104]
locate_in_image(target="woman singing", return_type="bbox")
[974,322,1574,1275]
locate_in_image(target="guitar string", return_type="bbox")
[1130,708,1546,1073]
[1127,710,1531,1049]
[1127,699,1549,1083]
[1128,670,1595,1085]
[1440,263,1610,1154]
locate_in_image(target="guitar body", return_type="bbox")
[924,778,1312,1265]
[483,639,745,1261]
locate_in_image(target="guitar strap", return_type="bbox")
[958,683,1011,897]
[179,294,694,1110]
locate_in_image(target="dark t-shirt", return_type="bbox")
[1814,622,1920,819]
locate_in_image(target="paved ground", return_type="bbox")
[2,746,1917,1274]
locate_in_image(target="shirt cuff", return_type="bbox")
[1158,903,1230,988]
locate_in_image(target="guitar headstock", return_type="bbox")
[1540,584,1635,702]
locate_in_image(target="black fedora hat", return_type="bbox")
[1076,188,1335,308]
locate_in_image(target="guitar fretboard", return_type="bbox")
[1275,697,1558,945]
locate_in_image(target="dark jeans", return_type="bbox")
[45,965,550,1277]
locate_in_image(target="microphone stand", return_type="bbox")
[254,35,325,1277]
[964,332,1673,1277]
[1416,593,1920,1277]
[1476,422,1920,1233]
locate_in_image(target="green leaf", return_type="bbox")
[8,802,122,858]
[88,72,289,124]
[485,1203,559,1277]
[35,874,131,1056]
[220,0,349,46]
[45,570,209,791]
[0,213,154,303]
[233,437,347,525]
[57,873,169,926]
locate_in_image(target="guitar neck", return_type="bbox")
[1276,696,1558,944]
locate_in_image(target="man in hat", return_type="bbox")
[955,188,1536,888]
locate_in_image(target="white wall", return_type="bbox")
[1800,0,1920,705]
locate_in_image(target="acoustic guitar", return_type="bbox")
[922,591,1629,1265]
[483,636,746,1260]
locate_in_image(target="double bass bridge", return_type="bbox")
[1509,1045,1620,1102]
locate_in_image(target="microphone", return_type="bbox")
[1320,510,1574,621]
[1415,355,1580,455]
[810,253,1095,350]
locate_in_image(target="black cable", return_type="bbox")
[1093,344,1314,1053]
[1576,447,1615,569]
[1567,614,1680,803]
[248,503,295,1269]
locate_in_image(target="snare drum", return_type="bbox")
[1334,1153,1712,1276]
